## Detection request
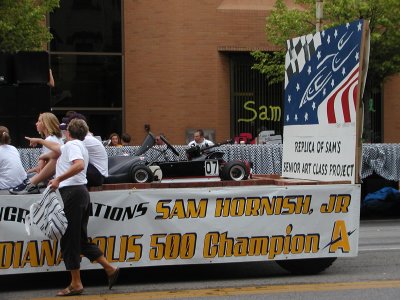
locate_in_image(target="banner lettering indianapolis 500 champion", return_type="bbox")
[0,185,360,275]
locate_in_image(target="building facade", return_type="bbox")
[47,0,398,145]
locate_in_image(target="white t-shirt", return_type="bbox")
[0,145,27,190]
[56,140,89,188]
[83,134,108,177]
[188,139,214,148]
[42,135,64,155]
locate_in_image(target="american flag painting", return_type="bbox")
[284,20,364,126]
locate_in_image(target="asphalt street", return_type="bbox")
[1,218,400,300]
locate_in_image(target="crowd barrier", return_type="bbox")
[17,143,400,181]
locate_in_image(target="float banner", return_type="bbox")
[282,20,367,183]
[0,185,360,275]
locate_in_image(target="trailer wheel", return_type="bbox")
[220,161,248,181]
[130,165,154,183]
[276,257,337,275]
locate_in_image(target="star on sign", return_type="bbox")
[308,66,311,75]
[317,51,321,60]
[296,83,300,91]
[355,52,359,61]
[331,79,335,87]
[334,29,338,38]
[342,67,346,76]
[312,102,316,110]
[288,95,291,103]
[294,114,298,122]
[327,35,331,44]
[304,112,308,121]
[286,115,290,122]
[357,22,362,31]
[346,23,350,29]
[323,88,326,96]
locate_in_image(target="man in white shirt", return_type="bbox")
[188,129,214,148]
[84,134,108,186]
[65,113,108,187]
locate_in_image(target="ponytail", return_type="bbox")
[0,126,11,145]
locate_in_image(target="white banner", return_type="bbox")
[282,126,356,183]
[0,184,360,275]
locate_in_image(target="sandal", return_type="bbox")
[56,285,84,297]
[108,267,120,290]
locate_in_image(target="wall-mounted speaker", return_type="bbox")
[14,51,50,85]
[0,86,17,114]
[0,53,14,85]
[17,85,50,115]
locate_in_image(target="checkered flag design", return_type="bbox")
[285,32,321,87]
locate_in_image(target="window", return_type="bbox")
[49,0,123,140]
[230,53,284,139]
[50,0,122,53]
[50,54,122,108]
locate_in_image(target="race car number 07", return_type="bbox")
[205,160,219,176]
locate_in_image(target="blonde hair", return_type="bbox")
[0,126,11,145]
[39,112,62,138]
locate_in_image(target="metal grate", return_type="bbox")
[230,53,284,140]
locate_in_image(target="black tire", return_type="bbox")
[130,165,154,183]
[220,161,248,181]
[276,257,337,275]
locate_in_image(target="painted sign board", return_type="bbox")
[282,20,370,183]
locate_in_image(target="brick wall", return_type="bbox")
[383,74,400,142]
[123,0,400,145]
[123,0,275,144]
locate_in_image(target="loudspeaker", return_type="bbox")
[17,85,50,115]
[14,51,50,85]
[0,86,17,114]
[0,53,14,85]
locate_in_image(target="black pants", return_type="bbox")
[59,185,103,270]
[86,163,105,187]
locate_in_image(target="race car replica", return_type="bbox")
[104,132,252,184]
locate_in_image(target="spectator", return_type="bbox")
[121,133,132,146]
[108,133,122,147]
[155,134,165,145]
[10,112,63,195]
[0,126,27,190]
[64,113,108,187]
[60,111,77,129]
[25,119,119,296]
[188,129,214,148]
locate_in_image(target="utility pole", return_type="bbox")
[316,0,323,32]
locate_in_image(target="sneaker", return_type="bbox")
[9,182,40,195]
[9,179,29,194]
[37,180,49,189]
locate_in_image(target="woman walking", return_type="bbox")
[26,118,119,296]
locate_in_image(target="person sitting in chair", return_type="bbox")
[188,129,214,148]
[0,126,27,190]
[10,112,63,195]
